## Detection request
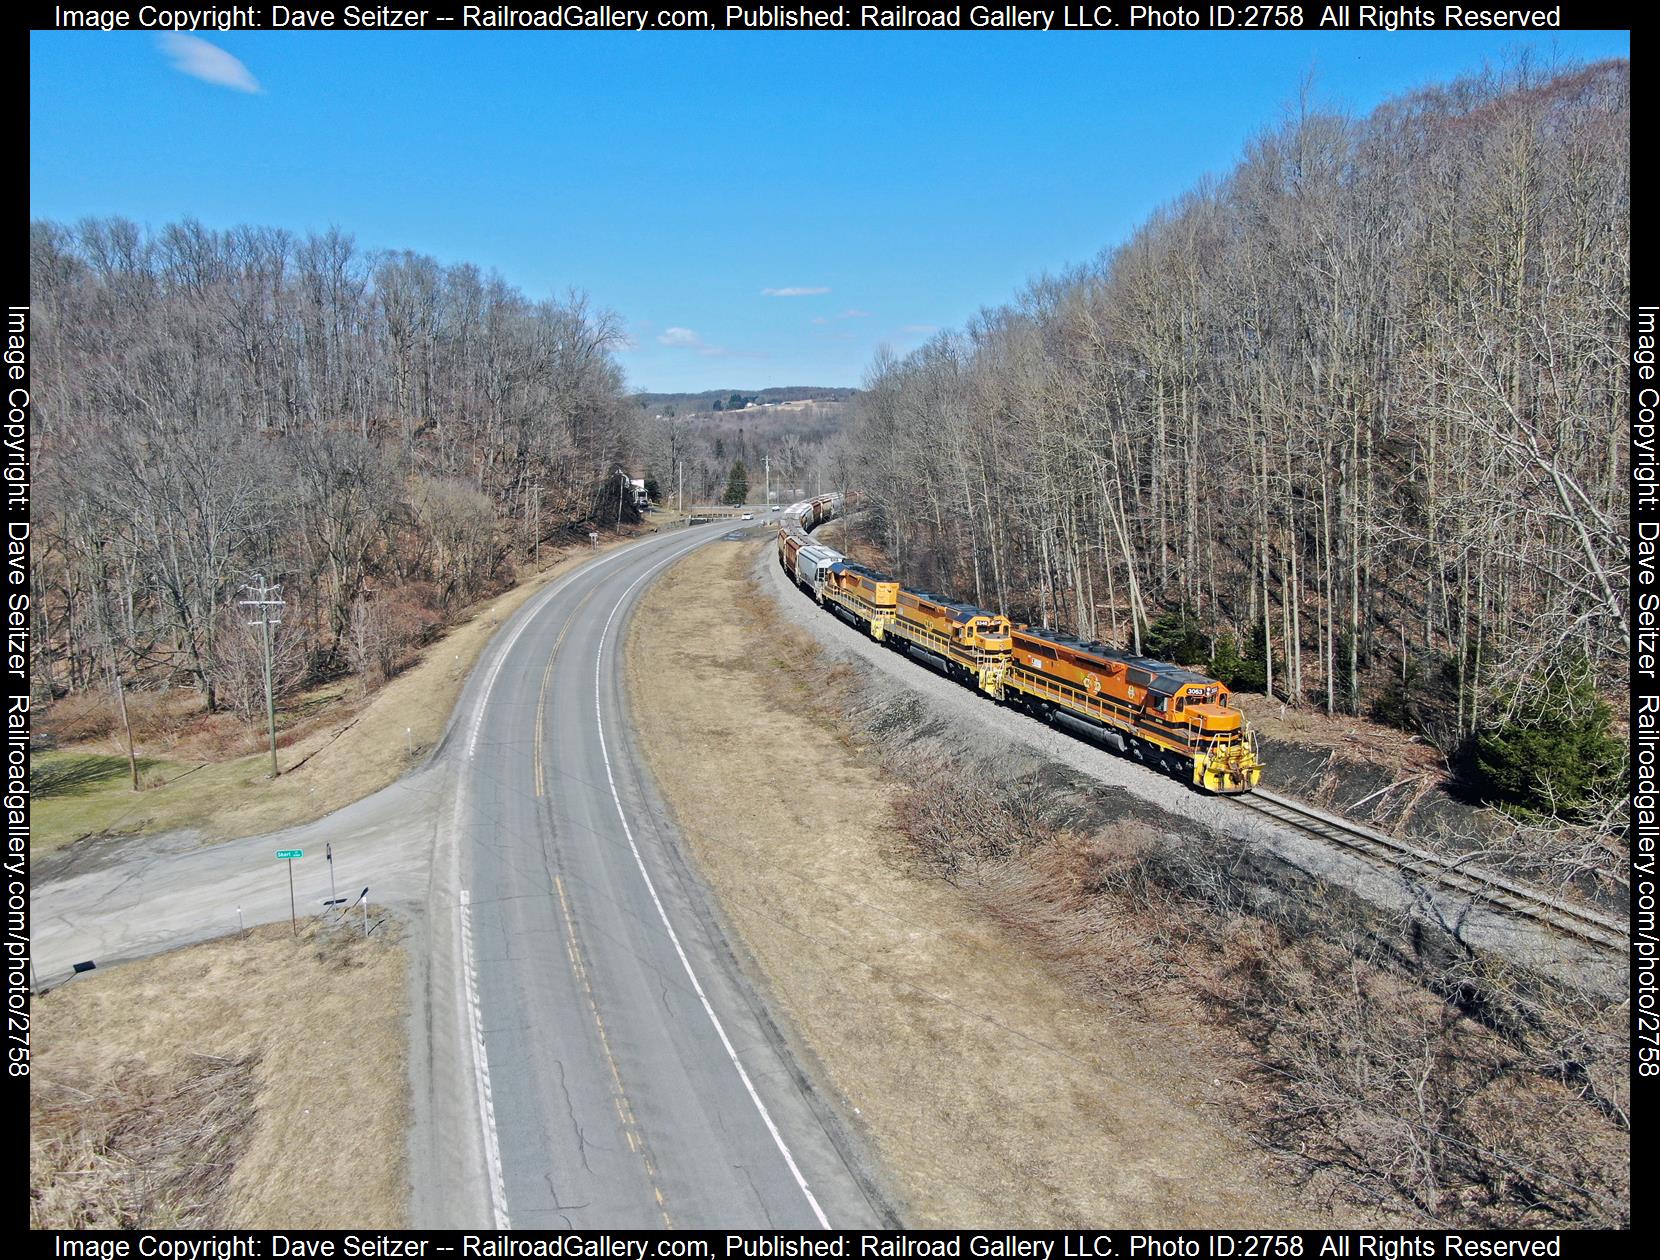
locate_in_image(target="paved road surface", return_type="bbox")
[35,522,888,1230]
[434,524,883,1228]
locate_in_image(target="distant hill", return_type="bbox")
[632,386,855,415]
[631,387,856,506]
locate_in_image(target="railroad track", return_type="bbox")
[1234,788,1627,953]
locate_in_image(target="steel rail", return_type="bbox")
[1234,788,1626,952]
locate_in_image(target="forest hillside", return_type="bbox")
[29,221,642,720]
[847,60,1629,819]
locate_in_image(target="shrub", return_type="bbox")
[1473,659,1625,819]
[1209,626,1267,693]
[1140,609,1207,664]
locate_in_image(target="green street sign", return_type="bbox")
[276,849,303,860]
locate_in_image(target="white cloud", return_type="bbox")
[762,286,830,297]
[159,33,262,93]
[840,309,872,319]
[657,326,766,360]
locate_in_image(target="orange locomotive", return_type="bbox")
[822,562,899,640]
[888,587,1012,698]
[773,497,1262,794]
[1004,629,1261,793]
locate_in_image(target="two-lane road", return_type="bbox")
[37,521,888,1229]
[429,522,886,1228]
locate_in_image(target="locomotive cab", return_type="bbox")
[960,615,1013,653]
[1171,684,1241,734]
[953,610,1012,694]
[1171,683,1262,793]
[892,591,1012,695]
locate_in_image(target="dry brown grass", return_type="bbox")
[31,1051,261,1229]
[30,918,409,1228]
[1235,693,1445,777]
[1108,842,1633,1227]
[840,676,1630,1227]
[794,614,1630,1227]
[632,543,1629,1229]
[34,535,645,852]
[627,542,1321,1227]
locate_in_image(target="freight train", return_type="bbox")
[773,494,1263,794]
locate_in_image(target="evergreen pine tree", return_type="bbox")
[721,460,750,506]
[1473,659,1624,817]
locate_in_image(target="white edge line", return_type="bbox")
[452,527,712,1226]
[458,885,511,1228]
[591,542,834,1230]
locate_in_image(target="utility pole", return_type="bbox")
[678,461,685,529]
[532,481,542,564]
[617,469,627,526]
[240,575,286,778]
[764,455,771,511]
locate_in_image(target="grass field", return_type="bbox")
[625,542,1320,1227]
[30,917,409,1228]
[32,750,278,854]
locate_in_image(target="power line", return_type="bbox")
[239,574,286,778]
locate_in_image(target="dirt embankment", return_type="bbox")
[627,541,1629,1229]
[30,918,409,1228]
[626,540,1331,1228]
[1236,697,1624,913]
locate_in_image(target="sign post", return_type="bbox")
[276,849,303,935]
[326,842,337,904]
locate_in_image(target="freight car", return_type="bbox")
[774,496,1262,794]
[794,545,842,602]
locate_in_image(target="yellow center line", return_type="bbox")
[533,582,669,1224]
[554,873,674,1227]
[534,586,599,797]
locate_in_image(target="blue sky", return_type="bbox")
[31,28,1630,392]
